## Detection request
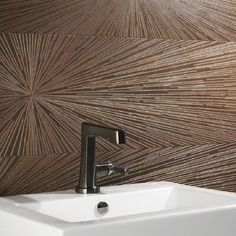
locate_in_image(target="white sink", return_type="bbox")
[1,182,236,236]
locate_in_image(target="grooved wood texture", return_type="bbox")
[1,0,236,195]
[0,0,236,41]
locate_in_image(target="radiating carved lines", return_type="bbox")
[1,1,236,196]
[0,0,236,41]
[0,33,84,156]
[0,153,79,195]
[98,143,236,193]
[1,143,236,195]
[1,33,236,157]
[38,36,236,148]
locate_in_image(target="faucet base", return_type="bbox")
[76,186,100,194]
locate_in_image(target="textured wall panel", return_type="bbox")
[1,32,236,195]
[98,143,236,192]
[0,0,236,41]
[1,33,236,157]
[1,0,236,196]
[0,153,79,195]
[1,143,236,196]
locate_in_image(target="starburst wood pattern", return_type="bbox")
[0,0,236,41]
[1,0,236,196]
[1,143,236,195]
[1,32,236,195]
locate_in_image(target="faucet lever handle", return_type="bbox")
[111,163,129,176]
[96,162,129,177]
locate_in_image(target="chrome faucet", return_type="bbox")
[76,122,129,194]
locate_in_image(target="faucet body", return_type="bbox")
[76,123,128,194]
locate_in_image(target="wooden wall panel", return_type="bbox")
[1,33,236,156]
[0,153,79,195]
[0,0,236,41]
[1,0,236,196]
[1,32,236,195]
[1,143,236,196]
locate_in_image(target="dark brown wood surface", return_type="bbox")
[0,0,236,195]
[1,0,236,41]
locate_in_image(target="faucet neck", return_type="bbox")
[78,136,100,194]
[76,123,127,194]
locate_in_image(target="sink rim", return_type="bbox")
[1,181,236,230]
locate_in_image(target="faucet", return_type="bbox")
[76,122,129,194]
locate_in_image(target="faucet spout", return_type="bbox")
[76,123,127,194]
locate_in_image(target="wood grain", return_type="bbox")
[98,143,236,192]
[1,143,236,195]
[1,32,236,195]
[1,0,236,195]
[0,0,236,41]
[0,153,79,195]
[1,33,236,157]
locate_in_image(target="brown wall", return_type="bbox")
[0,0,236,196]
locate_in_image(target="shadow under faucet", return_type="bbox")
[76,122,129,194]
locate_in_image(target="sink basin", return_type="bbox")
[1,182,236,236]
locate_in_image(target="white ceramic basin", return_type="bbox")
[0,182,236,236]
